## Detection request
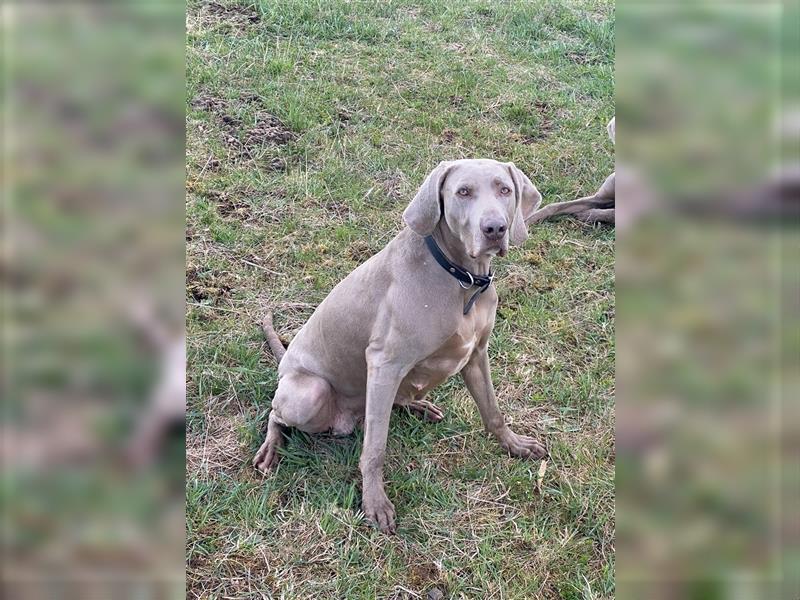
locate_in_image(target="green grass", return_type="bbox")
[186,0,614,597]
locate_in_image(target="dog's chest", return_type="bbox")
[420,329,478,376]
[401,317,487,397]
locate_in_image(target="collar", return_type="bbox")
[424,235,494,315]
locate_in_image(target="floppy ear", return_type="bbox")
[506,162,543,245]
[403,161,453,236]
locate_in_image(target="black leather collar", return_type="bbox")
[424,235,494,315]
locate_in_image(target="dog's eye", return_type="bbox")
[500,186,511,195]
[457,187,470,197]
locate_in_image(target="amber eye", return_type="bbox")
[500,186,511,195]
[457,187,470,197]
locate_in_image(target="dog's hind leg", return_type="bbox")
[252,410,285,472]
[575,207,615,225]
[252,371,336,472]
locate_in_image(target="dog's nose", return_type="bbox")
[480,217,507,241]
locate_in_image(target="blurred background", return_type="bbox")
[616,1,798,599]
[1,1,798,599]
[1,3,186,597]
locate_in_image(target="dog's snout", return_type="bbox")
[480,217,507,241]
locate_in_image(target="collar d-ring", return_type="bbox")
[458,271,475,289]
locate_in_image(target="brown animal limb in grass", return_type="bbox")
[527,117,616,226]
[574,207,615,224]
[526,187,614,224]
[526,194,613,223]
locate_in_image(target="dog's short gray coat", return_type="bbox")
[253,159,546,533]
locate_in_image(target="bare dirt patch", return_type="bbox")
[186,263,236,303]
[193,89,296,161]
[220,111,296,160]
[238,91,262,104]
[243,112,296,147]
[567,49,601,65]
[440,129,456,143]
[191,93,227,112]
[203,1,261,29]
[407,562,441,587]
[448,94,465,107]
[335,107,353,125]
[198,187,289,228]
[205,189,254,221]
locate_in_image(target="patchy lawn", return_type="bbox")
[186,0,614,598]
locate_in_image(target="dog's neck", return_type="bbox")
[431,222,492,276]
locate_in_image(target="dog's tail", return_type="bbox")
[260,311,286,364]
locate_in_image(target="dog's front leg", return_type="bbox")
[359,356,405,534]
[461,349,547,459]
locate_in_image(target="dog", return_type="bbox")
[254,159,546,533]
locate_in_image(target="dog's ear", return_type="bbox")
[403,161,453,236]
[506,162,542,246]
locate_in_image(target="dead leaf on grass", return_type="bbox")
[536,459,548,494]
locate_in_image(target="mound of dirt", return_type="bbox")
[243,112,296,147]
[204,1,260,28]
[191,94,227,112]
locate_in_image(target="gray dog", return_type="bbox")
[254,159,547,533]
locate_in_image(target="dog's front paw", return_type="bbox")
[362,489,396,534]
[498,429,547,460]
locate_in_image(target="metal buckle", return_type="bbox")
[458,271,475,289]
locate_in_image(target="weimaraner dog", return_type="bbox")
[253,159,546,533]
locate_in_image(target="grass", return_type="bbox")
[186,0,614,598]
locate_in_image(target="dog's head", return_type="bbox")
[403,159,542,258]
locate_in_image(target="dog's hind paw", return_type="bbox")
[252,436,283,473]
[405,399,445,423]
